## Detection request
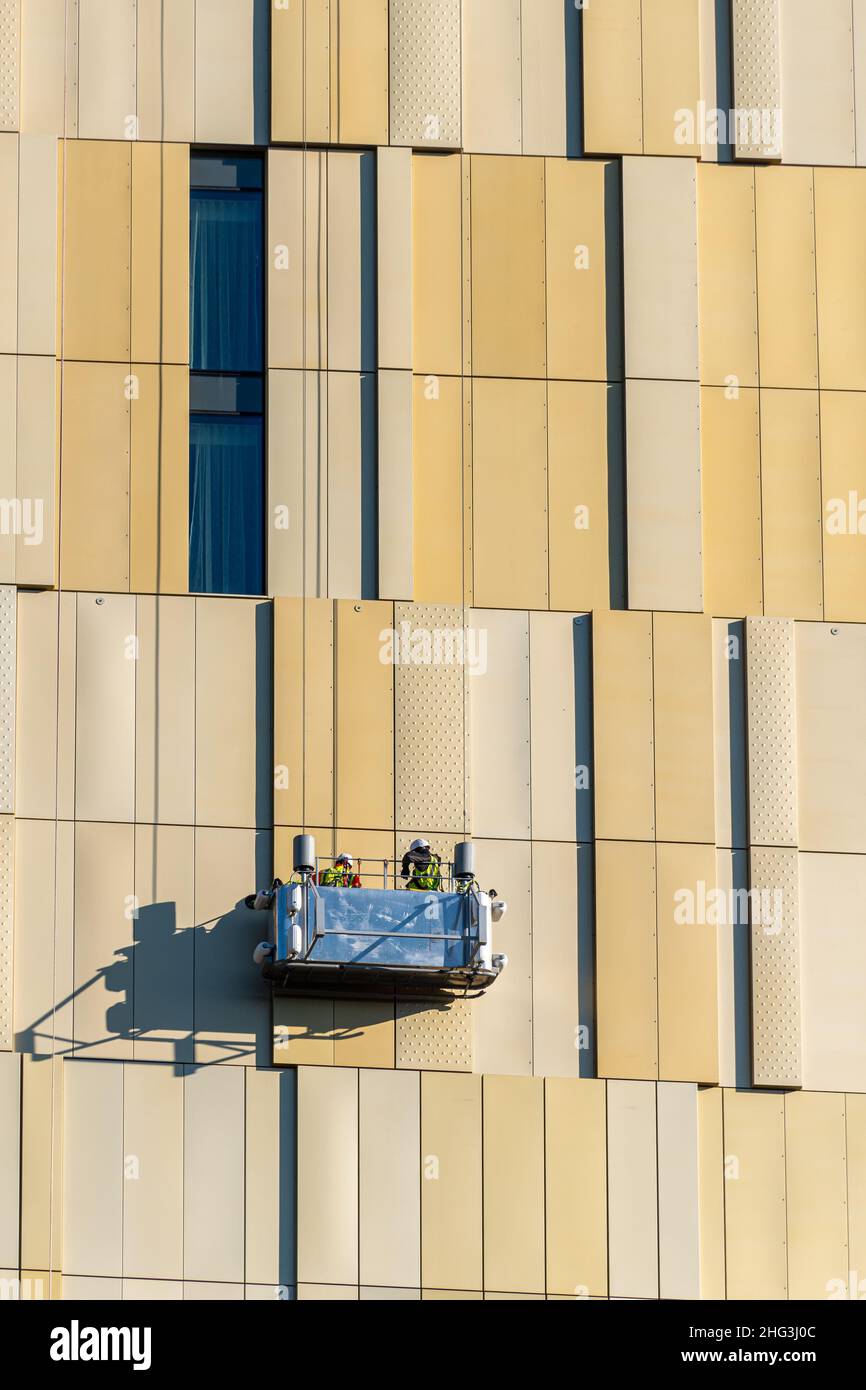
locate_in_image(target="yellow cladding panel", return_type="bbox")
[273,599,334,830]
[821,390,866,622]
[700,387,763,617]
[545,158,609,382]
[723,1090,787,1299]
[137,0,195,142]
[412,153,462,377]
[755,167,818,390]
[122,1062,183,1281]
[548,381,614,613]
[582,0,642,155]
[272,0,330,143]
[471,377,548,610]
[593,609,654,842]
[413,376,463,604]
[62,140,131,362]
[785,1092,848,1301]
[59,361,130,593]
[482,1076,545,1296]
[545,1078,607,1297]
[815,169,866,391]
[760,390,823,620]
[130,143,189,366]
[641,0,701,156]
[129,366,189,595]
[531,842,579,1077]
[595,840,658,1080]
[529,612,578,844]
[697,1086,726,1300]
[273,996,335,1067]
[421,1072,482,1292]
[359,1071,419,1289]
[338,0,388,145]
[0,135,16,353]
[470,156,546,379]
[848,1094,866,1286]
[656,842,719,1084]
[134,599,196,827]
[697,165,758,388]
[195,599,266,830]
[20,1056,63,1272]
[335,601,394,830]
[652,612,715,844]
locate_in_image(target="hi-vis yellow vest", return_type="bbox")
[320,865,354,887]
[408,855,442,891]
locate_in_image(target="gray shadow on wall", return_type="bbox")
[573,616,597,1077]
[724,619,751,1087]
[714,0,734,163]
[253,0,271,145]
[565,0,583,157]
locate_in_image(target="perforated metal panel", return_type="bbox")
[745,618,798,847]
[731,0,782,160]
[0,0,18,132]
[750,846,802,1088]
[0,816,11,1049]
[395,602,468,834]
[389,0,462,148]
[0,587,14,815]
[396,1000,472,1070]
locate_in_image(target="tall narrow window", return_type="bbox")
[189,154,265,595]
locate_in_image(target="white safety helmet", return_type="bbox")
[409,838,430,853]
[336,852,354,867]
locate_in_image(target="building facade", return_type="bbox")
[1,0,866,1301]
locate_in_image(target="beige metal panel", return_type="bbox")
[607,1080,658,1299]
[334,1000,394,1069]
[63,1060,123,1277]
[470,156,546,379]
[132,824,194,1065]
[714,848,742,1086]
[273,995,334,1068]
[471,377,548,609]
[800,853,866,1092]
[74,593,136,824]
[267,371,333,597]
[183,1281,244,1299]
[326,372,362,598]
[815,170,866,391]
[17,134,57,355]
[642,0,701,157]
[389,0,461,148]
[657,1083,700,1300]
[271,0,329,143]
[545,159,611,383]
[411,153,462,377]
[596,840,658,1081]
[0,358,13,580]
[697,1085,726,1299]
[394,601,466,836]
[848,1093,866,1282]
[137,0,195,142]
[183,1065,245,1283]
[194,0,255,144]
[520,0,566,156]
[0,817,10,1046]
[697,164,758,388]
[73,822,134,1059]
[77,0,135,140]
[129,365,189,595]
[59,361,130,593]
[0,134,16,352]
[593,609,654,842]
[421,1072,482,1292]
[245,1068,293,1288]
[0,1053,19,1268]
[395,999,471,1071]
[123,1279,183,1300]
[13,820,72,1058]
[123,1061,183,1281]
[785,1091,848,1300]
[622,156,698,380]
[548,381,614,613]
[530,611,577,843]
[731,0,782,158]
[755,166,817,389]
[14,591,75,821]
[18,0,72,135]
[62,140,131,363]
[0,0,18,130]
[193,827,270,1066]
[360,1287,419,1300]
[657,843,719,1084]
[21,1055,63,1271]
[461,0,520,155]
[298,1067,358,1286]
[135,596,195,826]
[723,1089,787,1298]
[359,1070,419,1290]
[760,390,823,620]
[131,143,189,366]
[0,589,12,817]
[469,609,530,841]
[338,0,387,145]
[625,379,702,612]
[15,355,56,588]
[378,147,411,372]
[782,0,855,167]
[195,598,266,829]
[582,0,642,155]
[797,622,866,854]
[412,375,464,603]
[750,845,802,1089]
[531,843,578,1079]
[267,150,327,371]
[335,600,394,830]
[273,599,334,828]
[472,839,532,1077]
[545,1078,607,1297]
[482,1076,544,1295]
[701,387,763,615]
[327,153,362,373]
[378,372,413,601]
[821,389,866,622]
[297,1283,357,1300]
[653,612,715,845]
[745,617,798,846]
[61,1276,121,1300]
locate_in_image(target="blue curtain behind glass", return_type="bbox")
[190,191,263,372]
[189,416,264,595]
